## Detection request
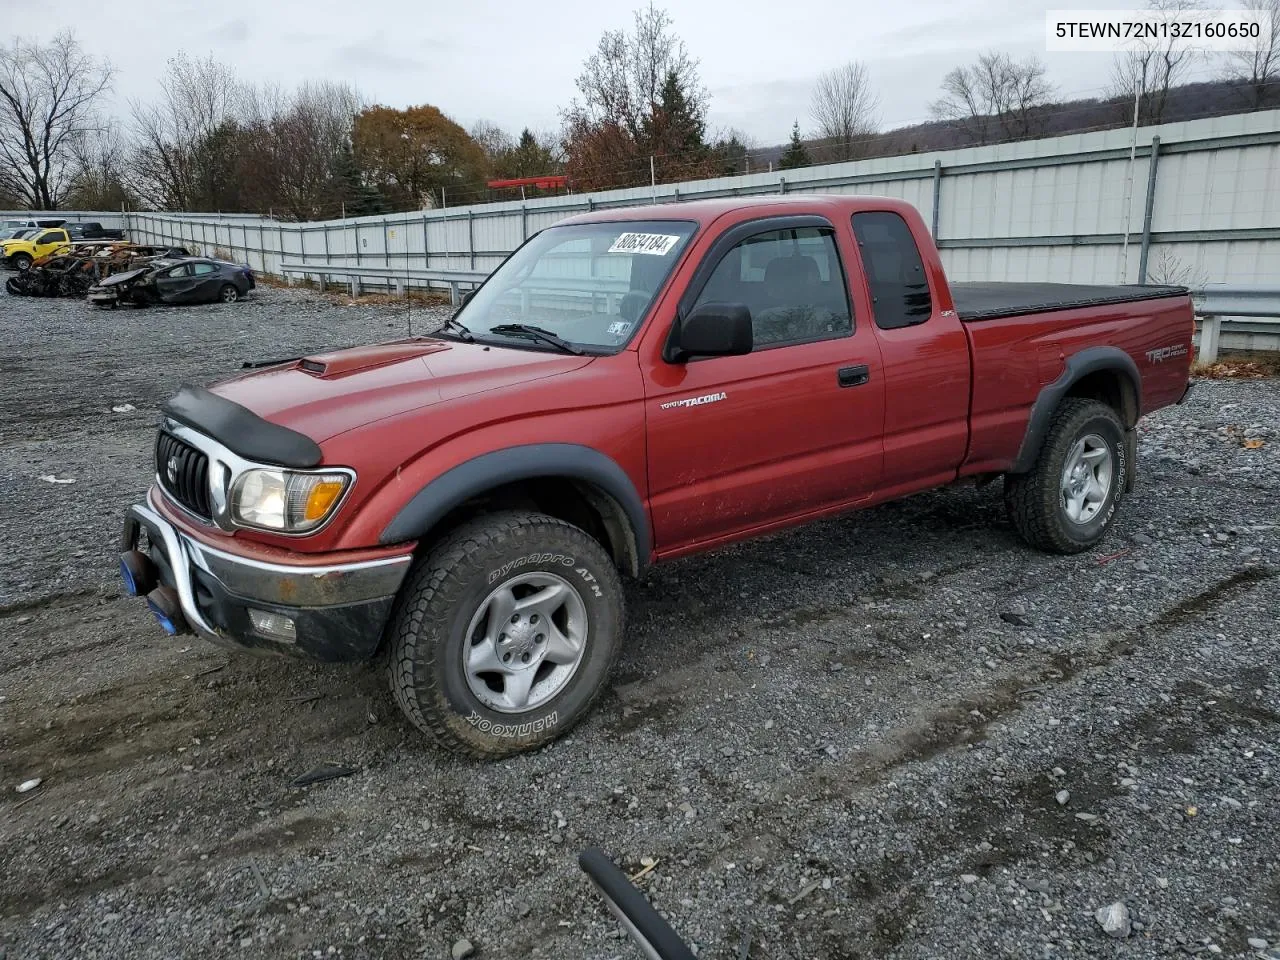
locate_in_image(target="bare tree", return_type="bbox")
[129,53,244,210]
[930,52,1055,145]
[0,31,113,209]
[565,3,705,139]
[471,119,515,174]
[65,127,132,210]
[809,62,880,161]
[1221,0,1280,107]
[561,3,711,189]
[1109,0,1204,125]
[242,81,363,218]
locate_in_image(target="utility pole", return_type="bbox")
[1118,78,1143,284]
[650,156,657,203]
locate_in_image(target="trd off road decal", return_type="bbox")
[660,391,727,411]
[1146,343,1188,363]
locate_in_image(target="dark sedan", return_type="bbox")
[87,258,255,308]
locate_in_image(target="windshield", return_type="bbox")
[453,219,696,352]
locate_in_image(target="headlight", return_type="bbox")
[229,468,352,532]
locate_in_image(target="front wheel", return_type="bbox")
[11,253,32,272]
[1004,398,1128,554]
[385,510,624,758]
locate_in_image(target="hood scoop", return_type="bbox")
[299,339,452,378]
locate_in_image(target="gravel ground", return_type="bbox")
[1,285,1277,960]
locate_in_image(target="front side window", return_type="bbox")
[692,226,852,349]
[165,264,192,278]
[851,212,932,329]
[36,231,60,244]
[453,219,696,353]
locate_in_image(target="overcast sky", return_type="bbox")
[7,0,1225,145]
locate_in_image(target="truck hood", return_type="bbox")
[208,337,593,444]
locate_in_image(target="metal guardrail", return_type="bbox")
[278,262,636,312]
[279,262,488,303]
[277,264,1278,362]
[1190,285,1280,362]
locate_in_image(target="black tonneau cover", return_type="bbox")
[951,281,1188,322]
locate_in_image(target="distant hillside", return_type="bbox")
[746,77,1275,171]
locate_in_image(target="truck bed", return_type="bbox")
[951,281,1187,322]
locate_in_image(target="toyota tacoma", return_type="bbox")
[120,195,1195,757]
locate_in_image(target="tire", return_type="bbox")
[218,284,240,303]
[5,277,22,296]
[386,510,624,758]
[1004,398,1128,554]
[12,253,32,272]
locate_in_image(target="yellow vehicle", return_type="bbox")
[1,227,71,271]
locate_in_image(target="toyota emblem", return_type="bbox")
[166,456,179,485]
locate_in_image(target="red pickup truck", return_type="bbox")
[121,196,1194,757]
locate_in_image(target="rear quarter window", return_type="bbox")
[851,212,933,330]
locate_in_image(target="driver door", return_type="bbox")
[641,217,886,555]
[187,262,222,300]
[155,263,197,302]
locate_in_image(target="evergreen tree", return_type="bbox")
[779,121,812,170]
[330,142,384,216]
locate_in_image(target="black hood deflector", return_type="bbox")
[163,385,322,468]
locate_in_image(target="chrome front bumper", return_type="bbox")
[121,503,413,658]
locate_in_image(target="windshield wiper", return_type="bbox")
[488,323,583,355]
[439,316,474,342]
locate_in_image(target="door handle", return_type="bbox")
[837,364,870,388]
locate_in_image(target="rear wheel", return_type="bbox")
[385,510,624,758]
[1004,398,1128,554]
[218,284,240,303]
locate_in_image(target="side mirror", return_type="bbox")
[664,301,752,363]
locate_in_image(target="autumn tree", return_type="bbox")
[779,121,812,169]
[562,3,711,189]
[1108,0,1203,125]
[0,31,114,209]
[353,104,486,208]
[1221,0,1280,108]
[809,62,879,161]
[930,51,1054,144]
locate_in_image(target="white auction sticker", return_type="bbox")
[608,232,681,256]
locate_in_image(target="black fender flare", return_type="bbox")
[1011,346,1140,475]
[379,444,652,572]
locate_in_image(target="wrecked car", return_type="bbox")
[88,257,255,307]
[5,243,196,297]
[4,251,97,297]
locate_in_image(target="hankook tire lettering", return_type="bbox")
[465,711,559,737]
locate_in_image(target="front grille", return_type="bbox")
[156,431,212,520]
